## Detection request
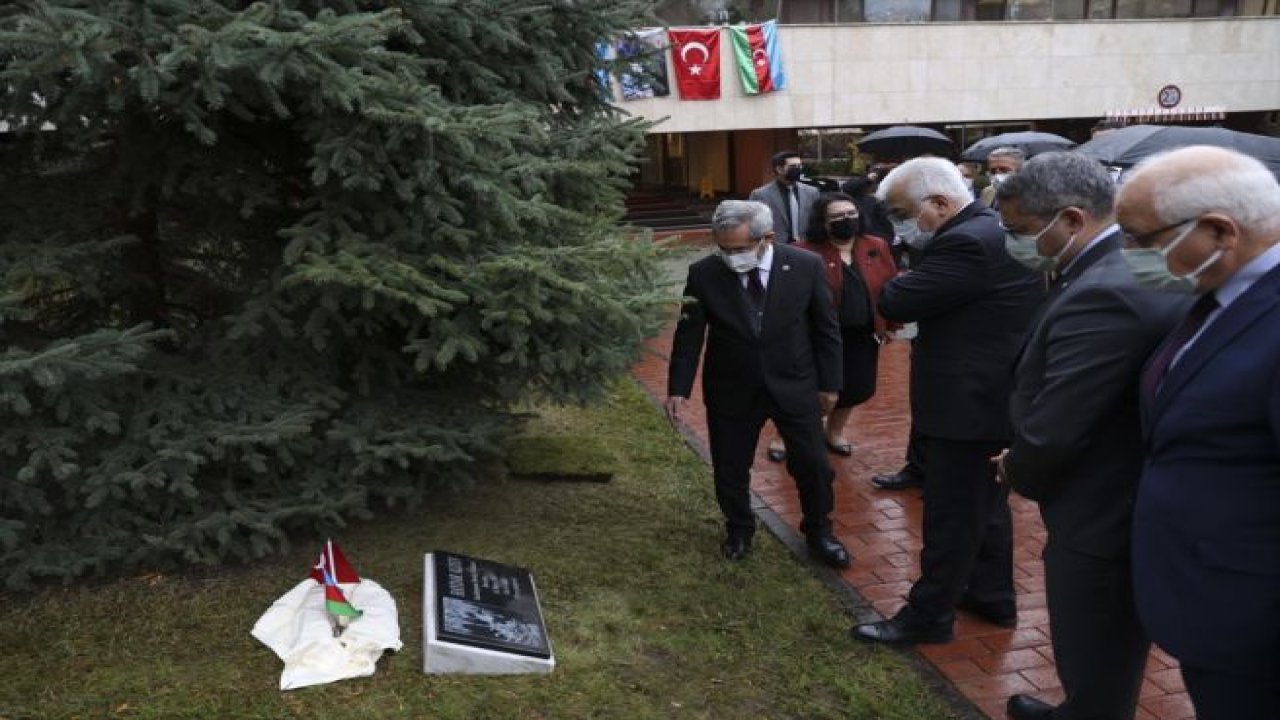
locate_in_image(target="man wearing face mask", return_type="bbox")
[749,151,820,245]
[1115,146,1280,719]
[665,200,851,569]
[980,147,1025,211]
[850,158,1042,646]
[992,152,1188,720]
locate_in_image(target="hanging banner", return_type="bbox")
[593,41,614,102]
[667,27,721,101]
[616,29,670,100]
[729,20,787,95]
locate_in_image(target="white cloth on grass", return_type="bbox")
[251,578,403,690]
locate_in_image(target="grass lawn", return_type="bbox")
[3,379,960,720]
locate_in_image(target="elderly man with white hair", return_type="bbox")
[1116,146,1280,719]
[851,157,1043,645]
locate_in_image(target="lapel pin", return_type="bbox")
[782,265,791,271]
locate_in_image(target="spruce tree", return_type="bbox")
[0,0,666,588]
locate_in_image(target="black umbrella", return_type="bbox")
[1074,125,1280,177]
[857,126,954,161]
[961,131,1077,162]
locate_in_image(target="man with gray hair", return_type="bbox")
[981,146,1026,210]
[993,152,1188,720]
[666,200,851,569]
[1116,146,1280,719]
[852,158,1042,645]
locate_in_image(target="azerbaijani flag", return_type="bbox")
[322,568,362,619]
[310,540,362,620]
[729,20,787,95]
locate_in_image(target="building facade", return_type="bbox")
[622,2,1280,195]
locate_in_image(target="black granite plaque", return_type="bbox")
[433,552,551,659]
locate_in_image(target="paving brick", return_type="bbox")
[1018,664,1064,691]
[972,647,1051,674]
[955,672,1037,699]
[1146,661,1182,691]
[1140,693,1197,720]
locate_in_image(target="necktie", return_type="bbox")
[788,187,800,240]
[1141,292,1219,399]
[746,268,766,332]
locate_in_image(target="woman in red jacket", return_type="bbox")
[768,192,899,461]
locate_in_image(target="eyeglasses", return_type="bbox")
[825,211,860,222]
[1124,218,1197,249]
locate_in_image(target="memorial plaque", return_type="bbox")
[426,552,552,667]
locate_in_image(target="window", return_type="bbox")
[1053,0,1089,17]
[1009,0,1053,18]
[1115,0,1194,16]
[975,0,1010,19]
[781,0,837,22]
[864,0,934,20]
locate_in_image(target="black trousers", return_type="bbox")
[903,435,1013,624]
[898,425,926,481]
[1043,543,1148,720]
[1180,663,1280,720]
[706,393,834,540]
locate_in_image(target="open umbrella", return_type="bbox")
[857,126,954,161]
[961,131,1077,162]
[1074,125,1280,177]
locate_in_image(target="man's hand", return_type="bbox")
[664,396,687,427]
[818,391,837,415]
[990,448,1009,483]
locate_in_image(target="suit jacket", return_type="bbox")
[667,243,842,417]
[1134,262,1280,673]
[748,181,819,245]
[878,202,1043,442]
[1005,234,1189,559]
[795,235,901,336]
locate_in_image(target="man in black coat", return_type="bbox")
[993,153,1189,720]
[666,200,851,569]
[851,158,1043,645]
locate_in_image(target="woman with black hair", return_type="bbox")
[766,192,899,462]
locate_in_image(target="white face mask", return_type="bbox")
[894,217,934,249]
[1003,210,1073,273]
[1121,219,1222,293]
[718,241,762,273]
[990,172,1011,188]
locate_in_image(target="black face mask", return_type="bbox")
[829,217,860,241]
[784,165,804,182]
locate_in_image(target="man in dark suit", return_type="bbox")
[665,200,852,569]
[992,153,1189,720]
[1117,146,1280,719]
[851,158,1043,645]
[749,151,820,245]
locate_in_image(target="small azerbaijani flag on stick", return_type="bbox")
[311,540,362,622]
[322,569,362,619]
[729,20,788,96]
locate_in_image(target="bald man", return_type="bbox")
[1116,146,1280,720]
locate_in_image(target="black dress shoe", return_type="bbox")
[1006,693,1055,720]
[825,439,854,456]
[871,471,924,490]
[721,536,751,561]
[956,597,1018,628]
[850,616,953,645]
[766,447,786,462]
[807,534,852,569]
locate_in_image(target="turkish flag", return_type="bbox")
[668,28,721,100]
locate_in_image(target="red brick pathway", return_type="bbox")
[631,318,1194,720]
